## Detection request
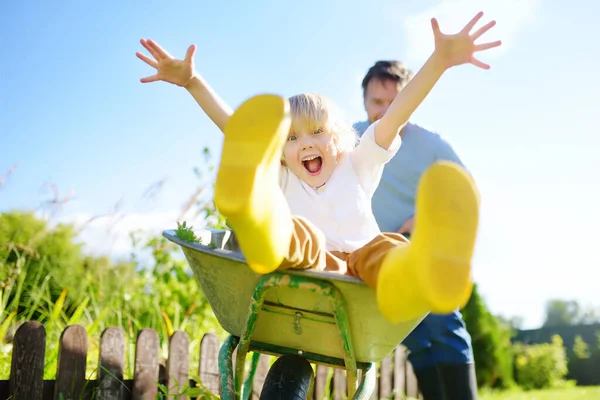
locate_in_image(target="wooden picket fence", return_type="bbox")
[0,321,421,400]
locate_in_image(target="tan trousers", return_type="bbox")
[278,216,410,290]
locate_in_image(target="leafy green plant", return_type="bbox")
[175,221,201,243]
[157,374,219,399]
[573,335,591,359]
[513,335,569,390]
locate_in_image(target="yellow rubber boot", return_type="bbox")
[376,161,480,323]
[214,94,294,274]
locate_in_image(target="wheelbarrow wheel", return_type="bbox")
[259,354,314,400]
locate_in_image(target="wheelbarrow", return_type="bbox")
[163,228,427,399]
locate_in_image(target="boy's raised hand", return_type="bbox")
[431,12,501,70]
[136,39,196,87]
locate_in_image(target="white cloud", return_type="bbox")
[401,0,542,64]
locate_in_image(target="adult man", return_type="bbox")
[354,60,478,399]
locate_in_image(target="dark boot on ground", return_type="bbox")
[414,366,445,400]
[438,362,478,400]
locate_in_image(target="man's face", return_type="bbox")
[363,78,399,123]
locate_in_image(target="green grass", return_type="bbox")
[479,386,600,400]
[319,386,600,400]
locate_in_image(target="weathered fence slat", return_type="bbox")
[167,330,190,399]
[314,365,330,399]
[9,321,46,400]
[198,332,220,394]
[332,367,346,400]
[97,326,126,400]
[380,354,393,399]
[132,328,160,400]
[394,346,407,399]
[54,324,89,400]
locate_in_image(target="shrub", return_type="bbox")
[513,335,568,390]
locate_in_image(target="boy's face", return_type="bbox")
[364,78,399,123]
[282,127,339,189]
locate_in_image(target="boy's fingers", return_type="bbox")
[474,40,502,52]
[140,74,160,83]
[430,18,441,36]
[471,57,490,70]
[140,39,161,61]
[462,11,484,34]
[185,44,196,62]
[147,39,171,59]
[140,39,158,60]
[471,20,496,40]
[136,52,158,68]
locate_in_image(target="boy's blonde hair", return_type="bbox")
[288,93,358,153]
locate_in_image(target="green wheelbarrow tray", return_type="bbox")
[163,228,427,398]
[163,228,425,362]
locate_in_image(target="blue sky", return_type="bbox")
[1,0,598,329]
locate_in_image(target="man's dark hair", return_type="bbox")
[361,60,414,97]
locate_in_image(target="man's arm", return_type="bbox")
[185,75,233,134]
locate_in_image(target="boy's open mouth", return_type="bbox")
[302,155,323,176]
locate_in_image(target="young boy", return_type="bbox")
[136,12,500,323]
